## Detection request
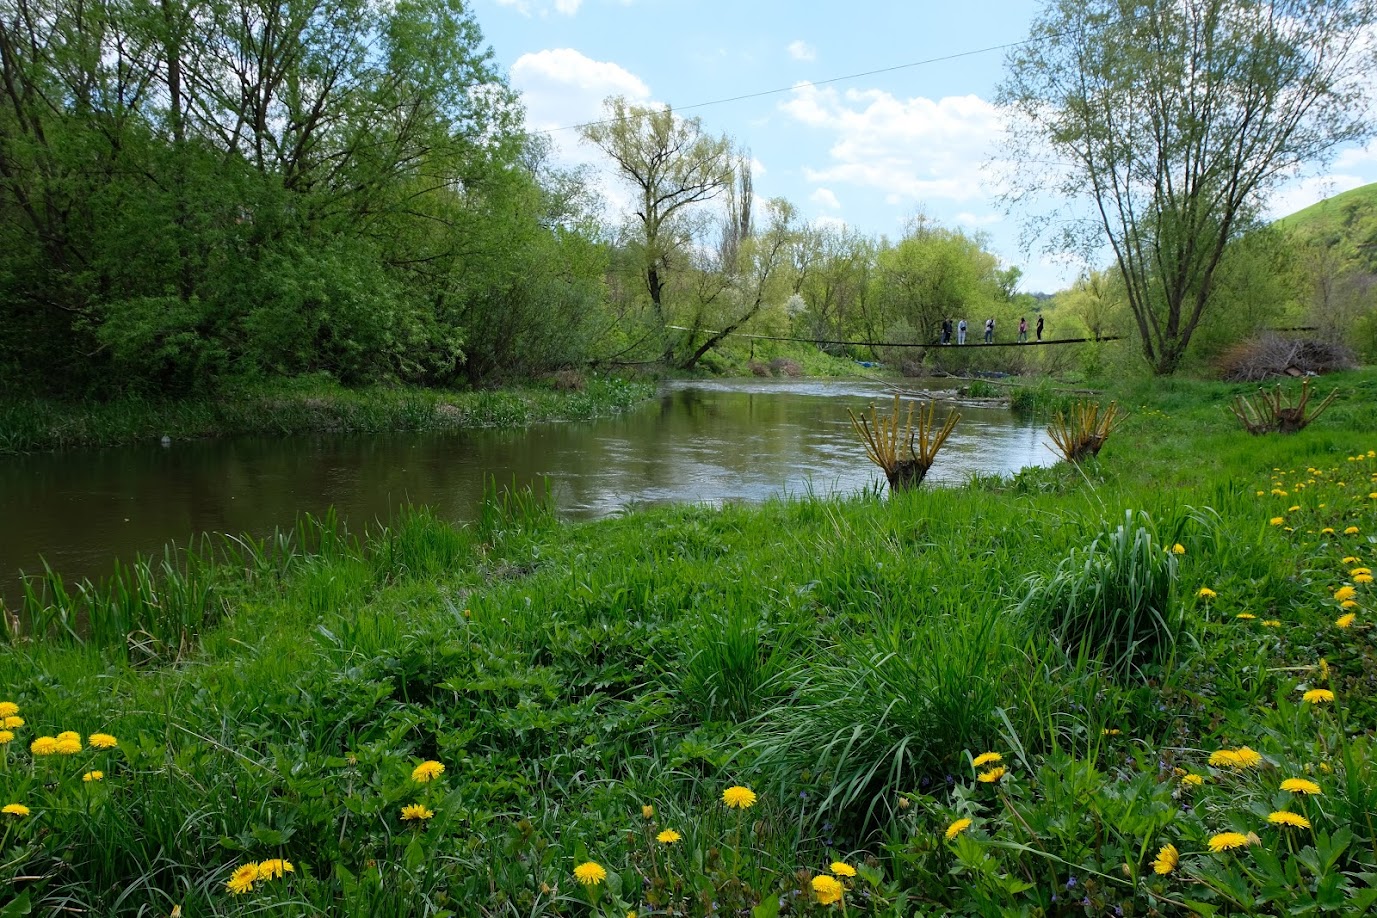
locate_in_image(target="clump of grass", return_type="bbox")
[679,605,799,723]
[1229,378,1339,434]
[848,394,960,491]
[1047,399,1122,463]
[1020,510,1179,676]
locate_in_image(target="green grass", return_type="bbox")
[0,375,652,454]
[1274,181,1377,270]
[1,370,1376,914]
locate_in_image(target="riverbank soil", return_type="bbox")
[1,369,1376,914]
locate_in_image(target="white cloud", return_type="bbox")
[496,0,585,15]
[554,0,583,12]
[780,83,1006,205]
[511,48,652,131]
[810,187,841,210]
[787,40,816,62]
[956,212,1002,227]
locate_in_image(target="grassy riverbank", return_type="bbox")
[0,375,653,455]
[2,371,1376,915]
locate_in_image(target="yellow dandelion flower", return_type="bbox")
[1281,778,1322,795]
[1208,749,1239,767]
[1340,600,1358,611]
[642,804,654,819]
[226,863,259,895]
[970,751,1002,768]
[1288,505,1301,512]
[400,804,434,821]
[1171,543,1186,555]
[1345,526,1360,535]
[1208,832,1251,852]
[257,859,294,879]
[574,861,607,886]
[56,731,78,741]
[3,716,24,729]
[1323,528,1336,535]
[1236,613,1256,620]
[722,785,757,809]
[1357,574,1374,584]
[1319,658,1330,683]
[82,770,103,782]
[1152,843,1179,875]
[1343,556,1362,564]
[1335,586,1357,602]
[1234,747,1262,768]
[812,874,844,906]
[1352,568,1373,577]
[0,731,12,744]
[30,736,58,756]
[55,737,82,755]
[1303,688,1335,704]
[1182,773,1205,787]
[1103,728,1122,735]
[945,817,972,840]
[1262,619,1281,627]
[1320,761,1334,774]
[2,803,29,817]
[88,733,117,749]
[410,760,445,783]
[0,703,17,718]
[1270,517,1285,526]
[1268,811,1310,829]
[656,829,681,844]
[977,766,1007,783]
[1197,587,1217,599]
[830,861,857,877]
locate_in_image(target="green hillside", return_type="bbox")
[1275,181,1377,271]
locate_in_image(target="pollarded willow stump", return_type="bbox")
[885,460,930,491]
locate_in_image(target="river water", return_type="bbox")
[0,379,1056,605]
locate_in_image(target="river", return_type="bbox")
[0,379,1057,606]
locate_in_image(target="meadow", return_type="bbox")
[1,370,1376,916]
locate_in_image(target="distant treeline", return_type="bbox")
[0,0,606,396]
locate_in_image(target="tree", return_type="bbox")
[1000,0,1377,374]
[578,97,734,333]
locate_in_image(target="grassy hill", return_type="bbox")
[1275,181,1377,271]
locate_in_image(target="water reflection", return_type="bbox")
[0,379,1057,602]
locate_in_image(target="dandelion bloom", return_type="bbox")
[2,803,29,817]
[1234,747,1262,768]
[1152,843,1179,875]
[1335,586,1357,602]
[1352,568,1373,577]
[1197,587,1217,599]
[1303,689,1335,704]
[1268,811,1310,829]
[226,863,259,895]
[1182,774,1205,787]
[1171,543,1186,555]
[56,731,78,741]
[1262,620,1281,627]
[945,817,972,840]
[1345,527,1360,535]
[977,766,1007,783]
[1322,528,1336,535]
[1270,517,1285,526]
[1236,613,1256,620]
[0,702,17,718]
[811,875,844,906]
[1281,778,1322,795]
[574,861,607,886]
[722,786,757,809]
[1357,574,1374,584]
[1319,659,1330,682]
[1336,613,1357,628]
[642,805,654,819]
[971,751,1002,768]
[55,736,82,755]
[30,736,58,756]
[1208,832,1251,852]
[0,731,12,745]
[400,804,434,822]
[411,760,444,783]
[3,716,23,729]
[257,859,294,879]
[82,770,103,782]
[88,733,118,749]
[1103,728,1121,735]
[656,829,681,844]
[830,861,857,877]
[1344,556,1362,564]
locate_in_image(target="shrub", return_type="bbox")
[1021,510,1180,675]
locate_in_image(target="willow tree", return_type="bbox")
[1000,0,1377,374]
[578,97,734,335]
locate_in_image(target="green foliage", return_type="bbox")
[1022,510,1181,674]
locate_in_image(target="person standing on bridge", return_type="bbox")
[984,317,995,344]
[1036,314,1044,342]
[957,318,967,345]
[941,318,953,345]
[1018,317,1028,343]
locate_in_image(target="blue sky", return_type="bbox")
[476,0,1377,292]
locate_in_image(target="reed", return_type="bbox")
[847,394,960,490]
